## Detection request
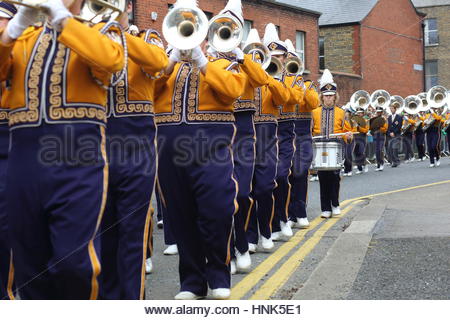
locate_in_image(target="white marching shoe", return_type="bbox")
[145,258,153,274]
[157,220,163,229]
[260,236,274,252]
[364,165,369,173]
[429,163,435,168]
[235,250,251,272]
[321,211,332,218]
[248,243,257,254]
[436,160,441,167]
[280,221,293,238]
[346,172,352,177]
[355,170,363,175]
[286,220,295,229]
[230,260,237,275]
[175,291,204,300]
[271,231,281,241]
[211,288,231,300]
[296,217,310,229]
[332,206,341,216]
[163,244,178,255]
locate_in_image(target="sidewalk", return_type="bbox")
[293,182,450,300]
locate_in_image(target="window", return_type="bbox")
[319,36,325,70]
[425,60,438,90]
[241,20,253,46]
[424,18,439,46]
[295,31,305,66]
[129,0,136,24]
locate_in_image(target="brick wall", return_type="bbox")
[320,0,424,104]
[133,0,320,79]
[417,5,450,89]
[360,0,424,97]
[320,25,355,75]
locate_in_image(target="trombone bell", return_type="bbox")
[208,14,243,53]
[265,56,283,78]
[242,42,271,70]
[285,56,304,75]
[163,6,209,51]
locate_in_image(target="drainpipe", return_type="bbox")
[421,21,426,91]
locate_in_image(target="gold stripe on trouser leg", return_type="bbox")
[140,206,152,300]
[244,127,257,231]
[226,125,239,265]
[7,251,15,300]
[88,126,109,300]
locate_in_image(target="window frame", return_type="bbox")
[295,30,306,68]
[424,18,439,46]
[242,20,253,46]
[425,60,438,90]
[319,36,325,70]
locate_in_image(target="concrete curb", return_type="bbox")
[292,200,386,300]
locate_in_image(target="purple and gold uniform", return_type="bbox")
[0,19,124,299]
[247,75,290,244]
[312,106,353,212]
[425,112,444,165]
[370,113,388,168]
[154,57,246,295]
[414,114,426,160]
[272,72,304,233]
[231,54,269,256]
[352,113,369,171]
[99,29,167,300]
[288,80,319,222]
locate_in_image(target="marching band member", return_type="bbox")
[370,106,388,171]
[229,26,270,272]
[444,112,450,157]
[0,0,125,299]
[312,70,353,218]
[402,114,415,162]
[288,58,320,229]
[386,104,403,167]
[343,109,356,176]
[425,108,444,167]
[352,107,369,174]
[154,0,246,300]
[246,23,290,252]
[0,1,16,300]
[415,111,426,161]
[99,1,168,300]
[272,39,304,240]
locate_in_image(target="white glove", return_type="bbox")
[40,0,73,29]
[232,47,244,61]
[191,46,208,68]
[169,48,181,63]
[6,6,39,39]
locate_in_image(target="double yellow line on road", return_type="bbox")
[231,179,450,300]
[230,198,362,300]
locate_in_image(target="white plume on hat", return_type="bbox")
[319,69,334,89]
[173,0,198,8]
[285,39,298,56]
[263,23,280,47]
[220,0,243,24]
[243,28,262,48]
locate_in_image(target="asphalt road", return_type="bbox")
[145,156,450,300]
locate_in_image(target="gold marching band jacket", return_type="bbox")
[234,54,269,113]
[277,73,304,122]
[0,18,125,129]
[312,105,353,139]
[297,79,320,117]
[154,57,246,125]
[256,75,290,124]
[369,115,388,134]
[107,29,168,118]
[0,80,8,124]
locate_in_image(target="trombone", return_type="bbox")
[162,3,209,58]
[208,13,243,53]
[242,38,271,70]
[265,56,283,78]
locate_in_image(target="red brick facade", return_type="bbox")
[132,0,321,79]
[321,0,425,104]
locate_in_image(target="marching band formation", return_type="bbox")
[0,0,448,301]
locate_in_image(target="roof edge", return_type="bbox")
[260,0,322,16]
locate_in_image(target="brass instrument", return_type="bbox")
[285,55,304,75]
[242,28,271,69]
[350,90,370,112]
[5,0,127,23]
[162,3,209,55]
[401,96,421,134]
[265,55,283,78]
[422,86,448,131]
[208,13,243,53]
[417,92,428,112]
[371,90,391,112]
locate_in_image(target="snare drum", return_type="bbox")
[311,141,344,171]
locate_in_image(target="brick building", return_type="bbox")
[301,0,426,104]
[131,0,321,79]
[412,0,450,90]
